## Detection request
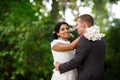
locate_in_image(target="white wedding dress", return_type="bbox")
[51,38,77,80]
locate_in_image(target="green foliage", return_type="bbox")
[104,19,120,80]
[0,0,120,80]
[0,1,55,80]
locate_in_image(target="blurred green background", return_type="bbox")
[0,0,120,80]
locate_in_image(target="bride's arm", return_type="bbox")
[52,37,80,51]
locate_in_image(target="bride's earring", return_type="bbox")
[57,33,60,37]
[58,34,60,37]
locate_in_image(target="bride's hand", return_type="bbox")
[55,62,60,71]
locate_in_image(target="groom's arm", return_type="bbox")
[59,37,91,74]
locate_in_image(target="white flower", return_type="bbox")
[84,25,105,41]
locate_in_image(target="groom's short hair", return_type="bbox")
[78,14,94,27]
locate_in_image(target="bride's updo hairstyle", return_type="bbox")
[53,22,69,39]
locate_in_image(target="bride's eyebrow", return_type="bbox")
[60,28,65,31]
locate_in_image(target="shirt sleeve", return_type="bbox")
[51,40,60,48]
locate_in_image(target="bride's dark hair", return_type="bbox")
[53,22,69,39]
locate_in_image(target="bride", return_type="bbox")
[51,22,79,80]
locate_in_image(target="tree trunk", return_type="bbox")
[51,0,59,20]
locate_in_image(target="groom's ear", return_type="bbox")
[82,22,87,28]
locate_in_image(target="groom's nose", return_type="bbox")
[75,25,78,30]
[74,27,77,31]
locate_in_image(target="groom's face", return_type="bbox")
[75,18,85,34]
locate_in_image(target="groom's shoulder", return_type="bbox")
[80,36,89,42]
[78,36,91,46]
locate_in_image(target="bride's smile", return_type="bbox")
[57,24,70,41]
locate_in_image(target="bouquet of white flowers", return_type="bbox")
[84,25,105,41]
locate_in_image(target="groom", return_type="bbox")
[55,14,106,80]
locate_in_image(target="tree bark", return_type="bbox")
[51,0,59,20]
